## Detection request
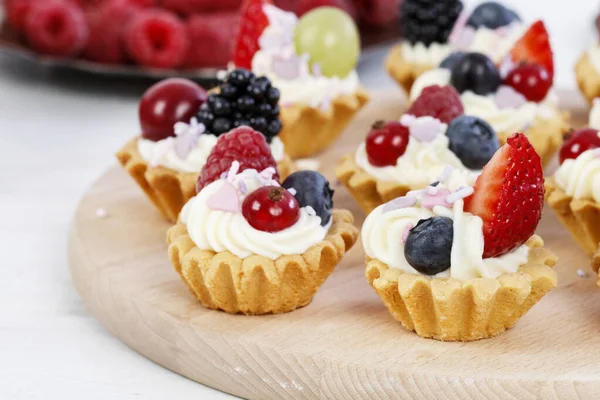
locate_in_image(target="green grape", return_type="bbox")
[293,7,360,79]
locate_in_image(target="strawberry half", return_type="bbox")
[464,133,544,258]
[232,0,271,69]
[509,20,554,80]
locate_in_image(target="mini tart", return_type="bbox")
[116,137,296,223]
[575,51,600,104]
[366,235,557,341]
[545,177,600,257]
[167,210,358,314]
[385,45,435,93]
[279,89,370,159]
[335,154,411,215]
[498,112,570,167]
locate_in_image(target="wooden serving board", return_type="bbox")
[69,90,600,400]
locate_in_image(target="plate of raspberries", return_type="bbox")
[0,0,401,79]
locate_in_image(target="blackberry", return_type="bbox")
[401,0,464,46]
[196,68,282,142]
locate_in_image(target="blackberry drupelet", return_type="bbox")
[196,68,282,142]
[401,0,464,46]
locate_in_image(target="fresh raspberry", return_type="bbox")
[509,21,554,81]
[82,0,137,63]
[125,9,188,69]
[465,133,544,258]
[352,0,399,26]
[407,85,464,124]
[24,0,88,57]
[232,0,271,69]
[296,0,357,19]
[161,0,242,15]
[242,186,300,232]
[184,12,238,69]
[6,0,35,34]
[197,127,280,192]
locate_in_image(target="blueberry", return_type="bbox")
[466,2,521,29]
[282,171,334,226]
[236,95,255,112]
[404,217,453,275]
[266,87,280,106]
[446,115,499,169]
[228,69,254,88]
[212,118,232,135]
[440,51,465,70]
[450,52,501,95]
[267,119,282,136]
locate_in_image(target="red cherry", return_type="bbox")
[242,186,300,233]
[139,78,207,141]
[504,63,552,102]
[365,121,410,167]
[559,128,600,164]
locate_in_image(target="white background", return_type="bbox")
[1,1,598,399]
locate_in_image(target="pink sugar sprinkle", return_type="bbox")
[402,223,414,243]
[420,188,452,209]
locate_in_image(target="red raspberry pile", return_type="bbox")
[3,0,401,70]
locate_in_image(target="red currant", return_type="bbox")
[559,128,600,164]
[139,78,207,141]
[504,63,552,103]
[365,121,410,167]
[242,186,300,233]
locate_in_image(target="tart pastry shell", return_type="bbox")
[278,89,370,159]
[365,235,557,341]
[167,210,359,315]
[385,44,436,93]
[575,51,600,104]
[116,137,296,223]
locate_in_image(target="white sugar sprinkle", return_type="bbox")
[95,208,108,218]
[577,269,589,278]
[436,165,453,184]
[446,186,474,204]
[287,187,297,196]
[305,206,316,216]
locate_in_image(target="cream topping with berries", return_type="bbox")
[251,5,359,107]
[400,41,453,67]
[180,163,330,260]
[555,149,600,203]
[409,68,559,133]
[361,168,529,281]
[355,115,478,187]
[138,118,285,173]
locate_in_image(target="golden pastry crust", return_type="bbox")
[278,89,370,159]
[335,153,412,215]
[545,177,600,258]
[167,210,359,315]
[366,235,557,341]
[116,137,296,223]
[575,51,600,104]
[385,44,436,93]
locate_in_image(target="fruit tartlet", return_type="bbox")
[167,127,358,314]
[547,101,600,278]
[232,0,369,158]
[409,21,569,165]
[576,44,600,103]
[117,73,295,222]
[364,134,557,341]
[336,85,499,214]
[387,1,524,92]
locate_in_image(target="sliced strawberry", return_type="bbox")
[232,0,271,69]
[509,20,554,80]
[464,133,544,258]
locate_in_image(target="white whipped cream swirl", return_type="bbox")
[251,5,359,107]
[555,148,600,203]
[181,168,330,260]
[410,68,559,133]
[138,136,284,173]
[362,170,529,281]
